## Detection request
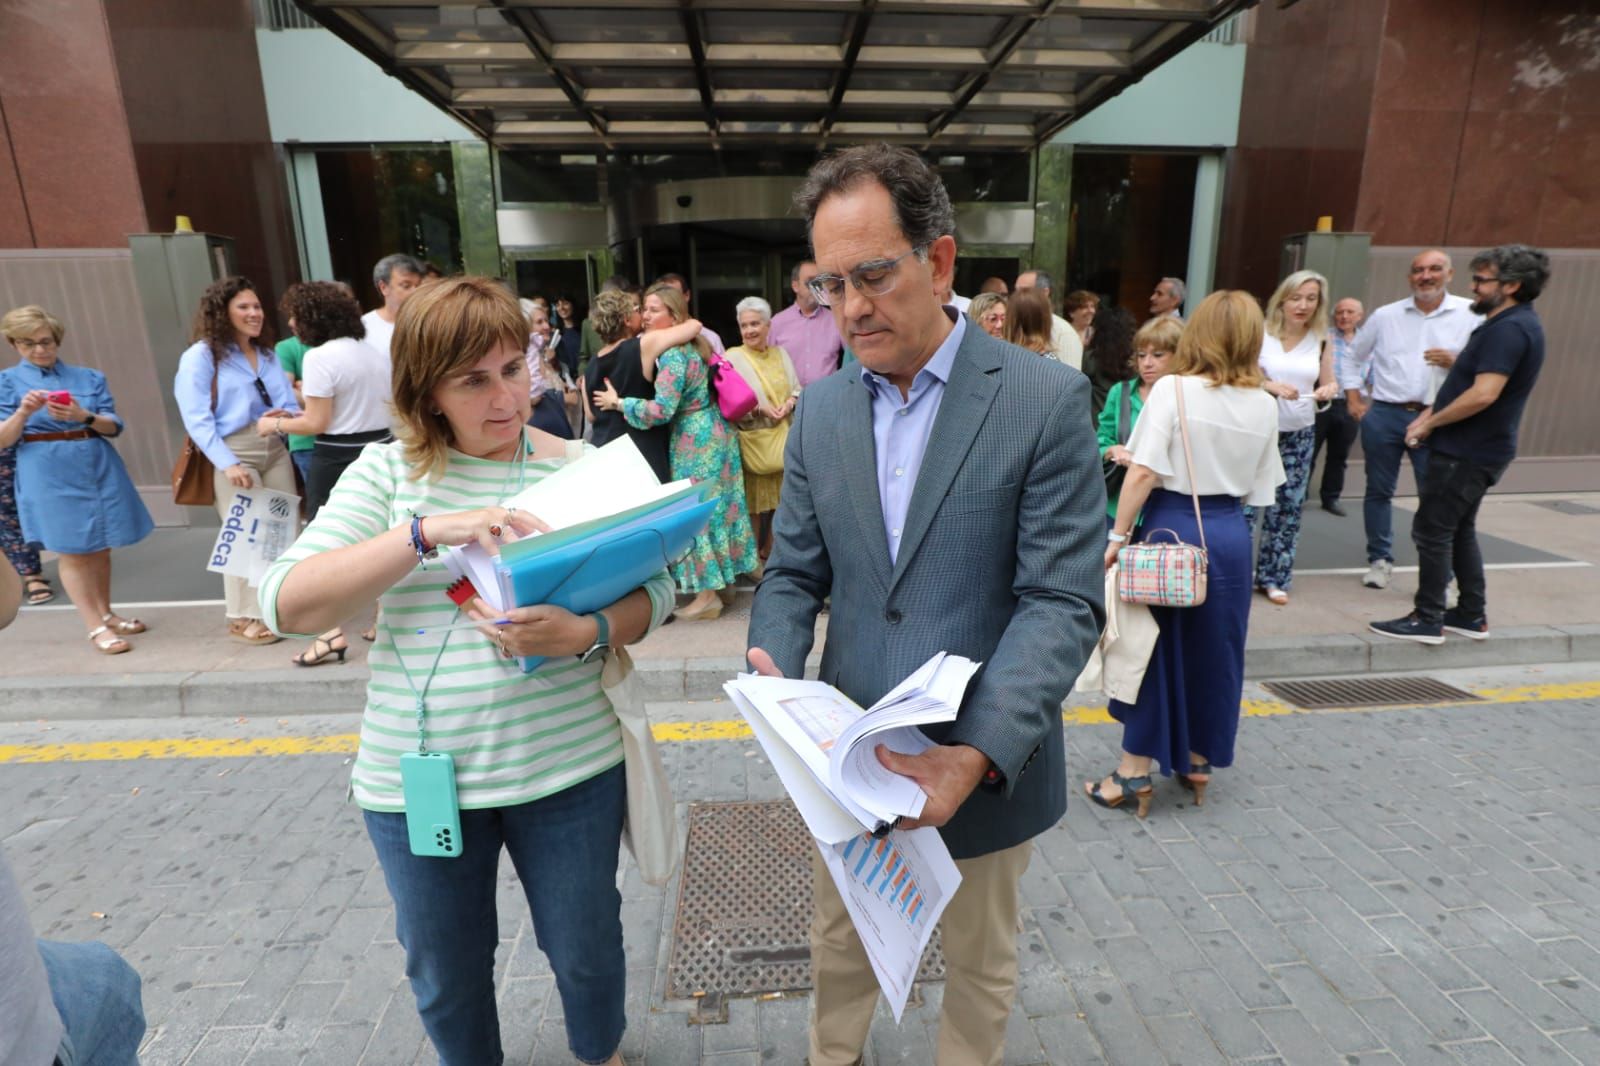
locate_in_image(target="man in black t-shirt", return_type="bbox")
[1369,245,1551,644]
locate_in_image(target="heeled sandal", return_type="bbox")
[101,612,146,635]
[87,625,130,655]
[292,631,348,667]
[1085,770,1155,819]
[1178,761,1213,807]
[24,577,54,605]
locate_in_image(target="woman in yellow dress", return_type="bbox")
[723,296,801,565]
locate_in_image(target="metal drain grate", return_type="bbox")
[665,800,945,1004]
[1263,676,1483,710]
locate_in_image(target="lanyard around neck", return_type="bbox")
[389,613,458,753]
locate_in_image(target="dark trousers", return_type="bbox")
[1311,399,1358,505]
[1412,454,1504,624]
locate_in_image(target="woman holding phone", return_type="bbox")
[260,277,673,1066]
[0,305,154,653]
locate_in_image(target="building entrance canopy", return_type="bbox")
[301,0,1250,150]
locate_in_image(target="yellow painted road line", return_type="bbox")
[2,679,1597,765]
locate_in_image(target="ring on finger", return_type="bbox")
[488,523,503,538]
[494,629,511,658]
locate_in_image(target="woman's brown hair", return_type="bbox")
[1002,287,1054,354]
[192,275,272,361]
[589,290,636,344]
[391,276,529,481]
[643,283,711,361]
[1171,290,1264,388]
[282,282,365,348]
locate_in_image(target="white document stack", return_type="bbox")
[723,651,980,1020]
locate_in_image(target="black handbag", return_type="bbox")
[1102,380,1135,500]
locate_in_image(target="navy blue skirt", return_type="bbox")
[1109,489,1252,775]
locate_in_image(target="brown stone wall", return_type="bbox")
[0,0,149,247]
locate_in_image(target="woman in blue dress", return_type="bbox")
[0,306,155,654]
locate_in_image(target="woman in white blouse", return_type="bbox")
[1089,291,1286,818]
[1250,270,1339,605]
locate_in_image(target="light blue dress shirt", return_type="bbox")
[859,311,967,564]
[174,341,300,469]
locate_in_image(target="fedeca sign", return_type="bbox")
[206,488,301,586]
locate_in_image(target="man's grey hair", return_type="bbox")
[795,144,955,253]
[600,274,631,293]
[1160,277,1187,305]
[789,260,814,284]
[372,253,425,288]
[1471,244,1551,302]
[1028,269,1056,294]
[736,295,773,322]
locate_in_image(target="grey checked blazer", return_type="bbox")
[747,322,1107,860]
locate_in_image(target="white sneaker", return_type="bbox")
[1362,560,1393,589]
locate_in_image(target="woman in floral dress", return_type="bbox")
[592,283,757,621]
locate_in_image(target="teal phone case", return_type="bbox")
[399,751,462,858]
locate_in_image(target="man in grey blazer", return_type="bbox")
[747,145,1105,1065]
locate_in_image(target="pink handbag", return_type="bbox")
[706,351,759,422]
[1116,376,1209,608]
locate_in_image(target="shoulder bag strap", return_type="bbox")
[209,355,219,413]
[1173,376,1207,554]
[1116,380,1134,445]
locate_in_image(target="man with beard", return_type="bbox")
[1369,245,1550,644]
[1341,249,1481,589]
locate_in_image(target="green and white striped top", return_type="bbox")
[258,438,675,812]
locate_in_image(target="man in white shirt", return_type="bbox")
[1014,269,1083,370]
[359,253,425,356]
[1341,249,1482,589]
[937,279,971,313]
[1149,277,1185,320]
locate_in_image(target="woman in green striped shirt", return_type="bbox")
[260,277,672,1066]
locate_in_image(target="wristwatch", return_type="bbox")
[579,611,611,664]
[81,412,95,426]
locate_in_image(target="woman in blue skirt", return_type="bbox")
[1088,291,1286,817]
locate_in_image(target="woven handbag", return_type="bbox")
[1117,376,1208,608]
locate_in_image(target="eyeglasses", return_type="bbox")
[14,338,58,352]
[807,246,928,308]
[1469,274,1500,286]
[1134,349,1169,360]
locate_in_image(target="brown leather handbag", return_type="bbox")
[172,360,219,506]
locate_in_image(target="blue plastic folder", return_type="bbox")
[492,481,717,672]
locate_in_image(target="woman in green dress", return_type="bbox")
[592,283,757,621]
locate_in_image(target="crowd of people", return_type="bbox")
[0,136,1554,1066]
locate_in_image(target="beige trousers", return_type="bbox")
[808,837,1034,1066]
[210,428,296,620]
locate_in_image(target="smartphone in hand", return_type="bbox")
[48,390,72,406]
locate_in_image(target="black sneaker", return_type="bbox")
[1441,609,1489,640]
[1321,499,1347,517]
[1369,613,1444,645]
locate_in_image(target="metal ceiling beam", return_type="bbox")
[927,0,1064,141]
[678,2,721,139]
[818,0,878,138]
[491,1,612,143]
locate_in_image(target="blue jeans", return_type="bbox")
[364,762,627,1066]
[1360,401,1432,564]
[289,447,314,486]
[37,939,146,1066]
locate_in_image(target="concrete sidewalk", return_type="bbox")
[5,492,1599,721]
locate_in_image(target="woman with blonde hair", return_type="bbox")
[1097,315,1183,526]
[1087,291,1284,817]
[582,289,699,483]
[0,305,154,653]
[593,283,758,619]
[1249,269,1339,605]
[260,276,676,1066]
[968,291,1007,338]
[724,295,800,564]
[1002,287,1054,355]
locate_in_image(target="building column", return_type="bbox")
[451,141,500,276]
[287,150,335,282]
[1030,141,1071,280]
[1185,152,1225,307]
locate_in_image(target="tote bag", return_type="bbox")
[1116,377,1209,608]
[705,351,759,422]
[601,647,680,886]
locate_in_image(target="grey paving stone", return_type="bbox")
[1207,892,1305,968]
[1058,871,1136,939]
[1450,987,1579,1064]
[1266,963,1385,1056]
[1159,839,1240,897]
[1314,827,1408,888]
[1184,926,1292,1010]
[1251,1006,1347,1066]
[1122,895,1208,972]
[1280,921,1389,1002]
[215,942,317,1027]
[1098,934,1187,1016]
[184,1026,263,1065]
[1446,1037,1526,1066]
[1364,954,1484,1042]
[1371,881,1484,950]
[1452,946,1588,1033]
[1028,908,1112,981]
[309,1021,375,1062]
[1170,966,1276,1059]
[1292,887,1394,957]
[1146,1011,1230,1066]
[1365,915,1485,992]
[1349,997,1462,1066]
[702,996,759,1055]
[1027,1009,1107,1066]
[1069,973,1167,1064]
[1553,1025,1600,1065]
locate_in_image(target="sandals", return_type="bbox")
[1085,770,1155,819]
[292,630,348,667]
[24,577,54,605]
[1178,761,1214,807]
[101,612,146,635]
[228,618,282,646]
[1260,586,1289,606]
[87,625,130,655]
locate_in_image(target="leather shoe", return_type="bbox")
[1321,499,1347,517]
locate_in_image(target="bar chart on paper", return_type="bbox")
[841,835,928,927]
